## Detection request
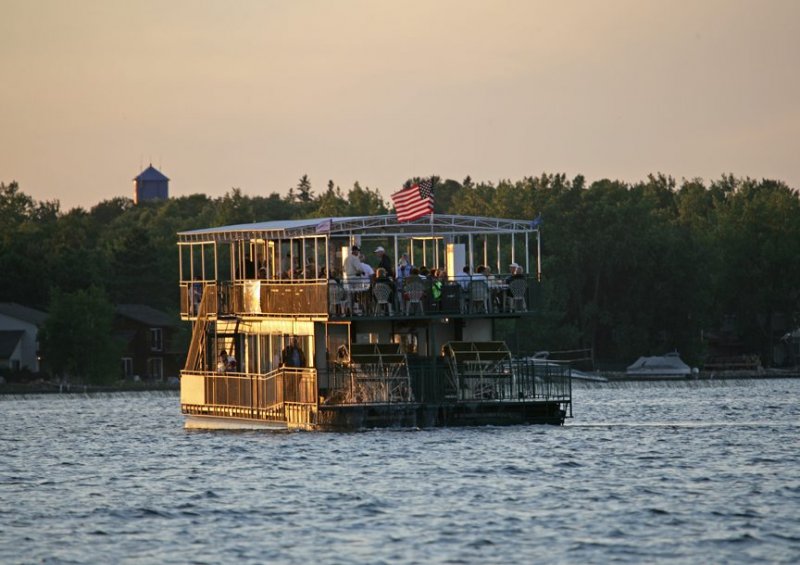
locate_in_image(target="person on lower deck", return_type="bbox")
[218,350,228,373]
[281,337,306,367]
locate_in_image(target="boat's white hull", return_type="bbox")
[626,353,694,379]
[184,414,292,430]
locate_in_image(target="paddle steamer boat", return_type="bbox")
[177,214,571,430]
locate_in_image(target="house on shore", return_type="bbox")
[115,304,182,381]
[0,303,47,373]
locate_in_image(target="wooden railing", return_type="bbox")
[180,280,328,318]
[180,367,318,426]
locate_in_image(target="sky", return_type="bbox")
[1,0,799,211]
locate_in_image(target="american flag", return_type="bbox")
[391,178,435,222]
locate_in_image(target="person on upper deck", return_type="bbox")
[303,258,316,279]
[404,267,423,285]
[472,265,488,283]
[374,267,395,292]
[430,268,444,307]
[343,245,363,278]
[358,252,375,281]
[506,262,525,284]
[281,251,292,278]
[484,265,499,286]
[396,254,412,285]
[192,276,203,315]
[374,246,394,278]
[456,266,471,290]
[503,262,526,310]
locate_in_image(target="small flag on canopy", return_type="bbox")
[391,178,434,222]
[530,213,543,229]
[315,218,332,233]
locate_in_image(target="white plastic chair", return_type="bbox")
[404,279,426,315]
[468,280,490,313]
[328,281,349,316]
[506,278,528,312]
[372,282,395,316]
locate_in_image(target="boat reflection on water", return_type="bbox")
[524,351,608,383]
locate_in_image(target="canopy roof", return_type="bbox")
[178,214,538,243]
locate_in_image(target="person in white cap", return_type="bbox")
[374,245,393,277]
[506,262,524,283]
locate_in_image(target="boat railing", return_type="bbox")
[322,357,570,406]
[180,280,329,318]
[180,275,539,319]
[329,275,539,318]
[180,367,318,424]
[325,362,414,405]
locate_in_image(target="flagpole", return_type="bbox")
[537,226,542,281]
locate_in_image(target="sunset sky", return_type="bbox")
[1,0,798,211]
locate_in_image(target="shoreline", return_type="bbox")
[598,368,800,382]
[0,382,180,395]
[4,370,800,395]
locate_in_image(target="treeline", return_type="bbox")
[2,172,799,369]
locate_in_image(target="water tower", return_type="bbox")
[133,164,169,204]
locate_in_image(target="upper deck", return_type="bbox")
[177,213,541,321]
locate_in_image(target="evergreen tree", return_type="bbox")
[296,174,313,203]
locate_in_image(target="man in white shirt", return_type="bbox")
[343,245,363,278]
[359,252,375,279]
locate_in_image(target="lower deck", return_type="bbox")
[180,354,572,431]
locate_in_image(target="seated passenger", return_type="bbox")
[506,262,525,284]
[374,267,395,292]
[456,266,471,290]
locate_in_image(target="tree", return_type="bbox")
[296,174,313,203]
[345,182,388,215]
[430,178,462,214]
[314,180,348,217]
[40,287,121,384]
[712,177,800,363]
[106,225,169,309]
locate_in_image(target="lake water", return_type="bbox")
[2,379,799,564]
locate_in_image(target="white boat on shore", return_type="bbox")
[626,351,695,379]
